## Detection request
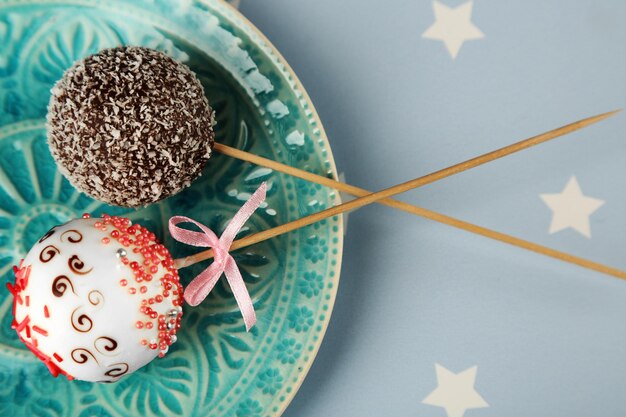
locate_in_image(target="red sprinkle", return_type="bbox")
[43,305,49,318]
[32,326,48,336]
[6,283,18,298]
[53,353,63,362]
[77,215,184,359]
[16,316,30,332]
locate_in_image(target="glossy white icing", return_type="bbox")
[11,217,183,382]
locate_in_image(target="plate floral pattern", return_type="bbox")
[0,1,343,416]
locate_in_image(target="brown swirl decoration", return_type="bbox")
[61,229,83,243]
[104,363,129,378]
[38,227,56,243]
[71,308,93,333]
[68,255,93,275]
[88,290,104,307]
[71,348,99,365]
[94,337,119,356]
[52,275,76,297]
[39,245,60,263]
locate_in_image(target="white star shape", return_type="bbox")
[540,176,605,238]
[422,0,485,59]
[422,364,488,417]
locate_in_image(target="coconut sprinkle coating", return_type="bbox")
[47,46,215,207]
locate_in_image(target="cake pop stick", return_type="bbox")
[178,183,626,280]
[212,109,618,215]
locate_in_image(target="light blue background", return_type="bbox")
[240,1,626,416]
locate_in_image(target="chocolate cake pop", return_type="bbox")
[47,46,215,208]
[8,215,183,382]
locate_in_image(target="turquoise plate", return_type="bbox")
[0,1,343,416]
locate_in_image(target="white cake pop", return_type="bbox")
[8,215,183,382]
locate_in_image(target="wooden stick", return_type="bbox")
[214,109,619,216]
[175,109,624,279]
[177,196,626,279]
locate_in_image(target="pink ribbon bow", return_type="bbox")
[169,183,267,331]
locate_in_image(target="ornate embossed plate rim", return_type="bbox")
[212,3,344,414]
